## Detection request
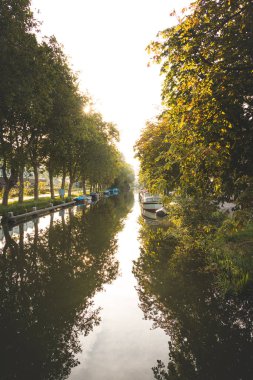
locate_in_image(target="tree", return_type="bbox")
[111,158,135,190]
[0,1,53,204]
[141,0,253,202]
[135,117,180,193]
[41,37,88,198]
[78,111,121,192]
[0,2,130,204]
[0,0,37,204]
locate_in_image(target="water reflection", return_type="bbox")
[69,194,168,380]
[0,193,134,380]
[134,200,253,380]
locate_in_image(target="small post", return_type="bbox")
[7,212,14,219]
[32,207,37,212]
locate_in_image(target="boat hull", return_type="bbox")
[141,208,157,219]
[142,202,163,212]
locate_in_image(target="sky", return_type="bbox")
[31,0,191,170]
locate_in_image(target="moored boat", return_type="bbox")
[141,208,158,220]
[104,188,120,197]
[140,192,163,213]
[73,195,92,204]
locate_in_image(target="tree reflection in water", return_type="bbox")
[134,200,253,380]
[0,192,134,380]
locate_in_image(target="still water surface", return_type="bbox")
[0,192,252,380]
[69,194,168,380]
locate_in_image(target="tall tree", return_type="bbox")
[0,0,35,204]
[41,37,88,198]
[140,0,253,202]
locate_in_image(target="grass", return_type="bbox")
[0,189,96,219]
[225,223,253,244]
[0,196,72,218]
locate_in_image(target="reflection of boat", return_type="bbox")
[109,188,120,196]
[90,192,99,202]
[74,195,92,204]
[104,188,120,197]
[104,190,110,197]
[141,208,160,225]
[142,208,157,220]
[140,192,163,213]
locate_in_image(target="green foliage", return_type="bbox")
[64,196,73,203]
[38,181,47,194]
[0,2,130,204]
[111,159,135,190]
[52,199,64,206]
[135,118,180,193]
[136,0,253,203]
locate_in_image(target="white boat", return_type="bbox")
[140,192,163,213]
[141,208,157,220]
[141,208,160,225]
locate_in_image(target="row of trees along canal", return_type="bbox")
[0,0,134,206]
[135,0,253,209]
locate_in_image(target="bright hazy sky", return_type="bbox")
[31,0,190,170]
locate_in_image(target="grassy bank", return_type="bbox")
[224,223,253,245]
[0,196,73,219]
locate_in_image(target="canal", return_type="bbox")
[0,193,252,379]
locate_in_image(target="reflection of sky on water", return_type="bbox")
[69,194,168,380]
[0,210,64,246]
[0,206,84,251]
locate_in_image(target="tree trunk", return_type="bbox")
[1,165,17,206]
[18,167,24,203]
[68,180,73,197]
[2,185,11,206]
[33,164,39,201]
[49,169,54,199]
[61,167,66,190]
[82,176,86,194]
